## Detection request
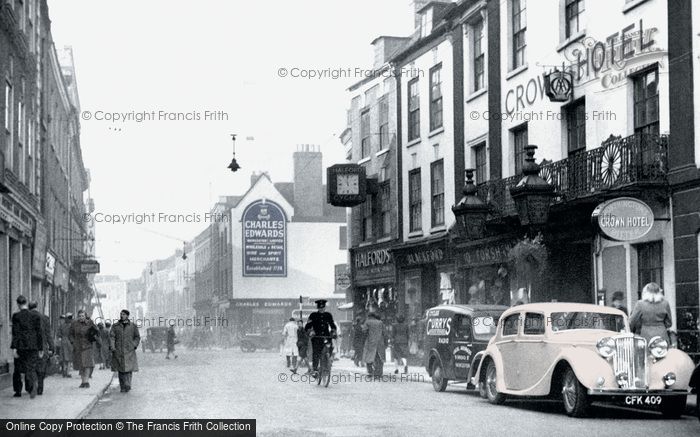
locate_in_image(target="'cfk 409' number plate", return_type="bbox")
[624,395,662,406]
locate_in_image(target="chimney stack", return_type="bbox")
[293,145,323,218]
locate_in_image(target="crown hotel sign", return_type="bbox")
[592,197,654,242]
[543,66,574,102]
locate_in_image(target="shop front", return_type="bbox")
[350,243,396,322]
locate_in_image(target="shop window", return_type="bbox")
[454,315,473,340]
[466,264,510,305]
[637,241,663,297]
[404,271,423,322]
[502,313,521,336]
[523,313,545,335]
[633,68,659,136]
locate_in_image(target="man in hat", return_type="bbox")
[11,295,43,398]
[27,301,53,395]
[304,299,337,376]
[110,309,140,392]
[58,312,74,377]
[611,291,628,315]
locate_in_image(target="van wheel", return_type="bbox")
[431,362,447,392]
[660,395,686,419]
[562,367,589,417]
[485,361,506,405]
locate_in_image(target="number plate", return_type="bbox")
[624,395,663,406]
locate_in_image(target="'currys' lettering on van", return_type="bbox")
[427,317,452,336]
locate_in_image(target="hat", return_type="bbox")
[315,299,327,308]
[65,312,73,318]
[59,314,65,319]
[120,309,130,316]
[612,291,624,301]
[28,301,38,310]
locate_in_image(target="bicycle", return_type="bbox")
[311,335,334,388]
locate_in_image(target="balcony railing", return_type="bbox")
[476,133,669,218]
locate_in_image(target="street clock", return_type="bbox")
[327,164,367,207]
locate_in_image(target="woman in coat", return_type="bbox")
[110,309,140,393]
[629,282,673,344]
[362,312,386,377]
[100,321,112,369]
[93,323,105,370]
[69,309,98,388]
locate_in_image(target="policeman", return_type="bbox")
[304,299,337,375]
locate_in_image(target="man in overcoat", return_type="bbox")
[58,313,74,377]
[362,312,386,377]
[11,295,44,398]
[110,309,140,392]
[27,301,53,395]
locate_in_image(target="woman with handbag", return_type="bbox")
[69,309,98,388]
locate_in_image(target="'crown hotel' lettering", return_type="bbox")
[599,214,651,228]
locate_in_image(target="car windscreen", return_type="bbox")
[472,313,500,341]
[550,312,625,333]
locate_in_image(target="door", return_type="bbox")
[451,314,474,380]
[495,313,521,389]
[512,312,548,391]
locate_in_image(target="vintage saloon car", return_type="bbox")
[424,304,508,392]
[469,303,694,417]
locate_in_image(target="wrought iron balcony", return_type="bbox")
[476,133,669,218]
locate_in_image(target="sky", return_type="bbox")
[47,0,417,279]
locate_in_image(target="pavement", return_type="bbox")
[0,367,114,419]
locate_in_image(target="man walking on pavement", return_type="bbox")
[27,301,53,395]
[110,309,140,392]
[11,295,44,398]
[283,317,298,371]
[305,300,337,376]
[58,313,73,377]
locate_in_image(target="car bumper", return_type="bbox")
[588,388,688,396]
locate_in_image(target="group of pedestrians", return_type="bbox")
[10,297,141,398]
[350,312,410,378]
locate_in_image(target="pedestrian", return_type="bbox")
[27,301,53,395]
[58,313,73,377]
[69,309,99,388]
[11,295,44,398]
[304,300,337,376]
[629,282,673,344]
[283,317,298,370]
[166,324,178,359]
[611,291,628,315]
[296,319,310,373]
[101,321,112,369]
[110,309,140,393]
[93,323,105,370]
[362,312,386,378]
[352,316,365,367]
[391,315,409,374]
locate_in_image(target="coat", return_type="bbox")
[629,299,673,344]
[100,327,112,363]
[70,319,98,370]
[59,322,73,361]
[11,309,43,351]
[110,320,140,372]
[362,316,386,364]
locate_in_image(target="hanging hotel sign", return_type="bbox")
[543,65,573,102]
[592,197,654,242]
[242,199,287,277]
[78,259,101,274]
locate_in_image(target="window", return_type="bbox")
[408,79,420,141]
[502,313,521,336]
[472,19,485,91]
[430,159,444,226]
[633,68,659,136]
[4,80,12,168]
[361,195,373,241]
[379,181,391,237]
[637,241,663,297]
[566,99,586,154]
[360,109,370,158]
[512,124,528,175]
[565,0,584,38]
[454,315,473,340]
[473,143,487,183]
[429,65,443,131]
[379,99,389,150]
[512,0,527,69]
[523,313,545,335]
[409,169,422,232]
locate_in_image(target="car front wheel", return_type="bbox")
[660,395,686,419]
[431,361,447,392]
[561,367,589,417]
[484,361,506,405]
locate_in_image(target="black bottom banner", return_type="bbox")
[1,420,256,437]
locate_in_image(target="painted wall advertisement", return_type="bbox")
[242,199,287,277]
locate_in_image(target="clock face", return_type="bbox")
[336,174,359,195]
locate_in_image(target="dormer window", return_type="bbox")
[420,8,433,38]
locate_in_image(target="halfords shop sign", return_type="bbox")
[592,197,654,242]
[242,199,287,277]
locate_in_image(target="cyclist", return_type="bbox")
[304,299,337,376]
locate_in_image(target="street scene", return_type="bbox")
[1,0,700,436]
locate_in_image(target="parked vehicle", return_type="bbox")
[240,331,282,352]
[423,304,508,392]
[690,361,700,420]
[141,327,169,353]
[469,303,695,418]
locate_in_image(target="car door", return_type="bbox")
[495,312,521,389]
[451,314,474,381]
[512,312,547,391]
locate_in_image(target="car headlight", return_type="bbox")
[649,336,668,359]
[596,337,615,358]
